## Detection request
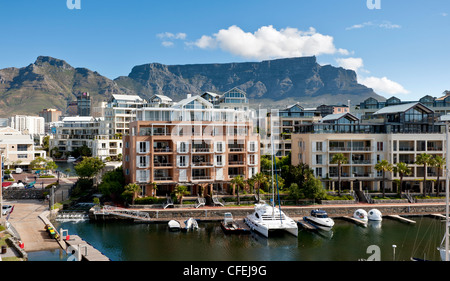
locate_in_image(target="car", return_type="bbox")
[2,205,13,216]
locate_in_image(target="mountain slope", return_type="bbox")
[0,56,126,117]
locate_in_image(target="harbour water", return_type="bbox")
[27,216,445,261]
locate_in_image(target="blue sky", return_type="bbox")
[0,0,449,100]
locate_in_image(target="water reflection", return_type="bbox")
[28,217,445,261]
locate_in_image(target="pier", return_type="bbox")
[296,218,318,231]
[341,216,367,227]
[61,234,110,261]
[385,215,416,224]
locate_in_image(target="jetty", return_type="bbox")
[385,215,416,224]
[341,216,367,227]
[296,218,317,231]
[61,234,110,261]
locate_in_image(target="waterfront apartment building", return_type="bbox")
[50,116,122,160]
[0,133,47,170]
[354,91,450,117]
[262,103,321,157]
[291,103,447,194]
[122,92,260,197]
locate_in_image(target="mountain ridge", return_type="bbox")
[0,56,383,117]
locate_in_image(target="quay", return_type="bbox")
[60,234,110,261]
[341,216,367,227]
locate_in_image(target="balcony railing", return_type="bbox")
[154,147,173,153]
[192,176,212,180]
[192,147,212,153]
[154,176,173,181]
[192,162,213,167]
[153,162,173,167]
[228,161,245,165]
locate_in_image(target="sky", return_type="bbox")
[0,0,449,101]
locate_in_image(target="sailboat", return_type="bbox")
[244,130,298,238]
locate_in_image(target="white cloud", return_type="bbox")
[359,76,409,95]
[346,21,401,30]
[336,57,409,95]
[189,25,349,60]
[336,57,364,72]
[442,12,448,17]
[157,32,187,47]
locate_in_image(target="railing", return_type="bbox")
[192,176,212,180]
[154,176,173,181]
[154,148,172,153]
[191,162,213,167]
[99,205,151,221]
[228,147,245,152]
[153,162,173,167]
[192,147,212,153]
[228,161,245,165]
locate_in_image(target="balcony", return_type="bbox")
[228,145,245,152]
[192,146,212,153]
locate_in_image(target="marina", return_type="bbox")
[27,214,445,261]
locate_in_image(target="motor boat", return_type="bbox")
[304,209,335,231]
[245,203,298,238]
[220,212,250,234]
[67,156,76,163]
[168,220,181,231]
[183,218,199,231]
[368,209,383,221]
[353,209,368,222]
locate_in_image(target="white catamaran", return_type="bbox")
[245,130,298,238]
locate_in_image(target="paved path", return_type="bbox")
[5,200,60,252]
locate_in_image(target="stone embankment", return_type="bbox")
[90,202,448,222]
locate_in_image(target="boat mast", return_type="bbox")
[446,123,449,261]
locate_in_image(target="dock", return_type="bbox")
[430,213,447,220]
[63,235,110,261]
[296,218,317,231]
[385,215,416,224]
[341,216,367,227]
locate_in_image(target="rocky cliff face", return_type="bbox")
[115,56,379,105]
[0,56,381,117]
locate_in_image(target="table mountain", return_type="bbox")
[115,56,382,108]
[0,56,382,117]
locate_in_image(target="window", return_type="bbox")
[216,142,224,153]
[216,155,223,166]
[316,142,323,152]
[316,155,323,165]
[136,170,149,183]
[248,155,256,165]
[315,167,323,177]
[17,145,28,152]
[138,156,148,168]
[137,141,148,154]
[377,142,383,151]
[248,141,257,152]
[177,155,188,167]
[18,154,28,159]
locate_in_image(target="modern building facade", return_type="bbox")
[122,92,260,197]
[291,103,447,194]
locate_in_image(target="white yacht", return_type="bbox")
[245,203,298,238]
[168,220,181,231]
[304,209,335,231]
[67,156,76,163]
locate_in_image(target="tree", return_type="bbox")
[150,182,158,197]
[251,172,267,203]
[375,160,393,198]
[122,183,141,205]
[173,184,189,204]
[230,175,245,205]
[430,156,446,197]
[415,153,433,196]
[393,162,412,196]
[98,167,125,200]
[74,157,105,180]
[331,153,348,196]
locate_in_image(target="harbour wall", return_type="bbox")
[89,203,447,221]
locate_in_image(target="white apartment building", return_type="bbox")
[292,104,447,194]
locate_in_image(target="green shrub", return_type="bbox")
[134,197,166,205]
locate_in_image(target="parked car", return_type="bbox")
[2,205,13,216]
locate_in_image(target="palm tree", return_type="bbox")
[415,153,433,196]
[173,184,189,204]
[431,156,446,197]
[230,175,245,205]
[330,153,348,196]
[251,172,267,203]
[375,160,393,198]
[123,183,141,205]
[150,182,158,197]
[394,162,412,196]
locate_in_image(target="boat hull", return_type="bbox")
[244,217,298,238]
[304,216,334,231]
